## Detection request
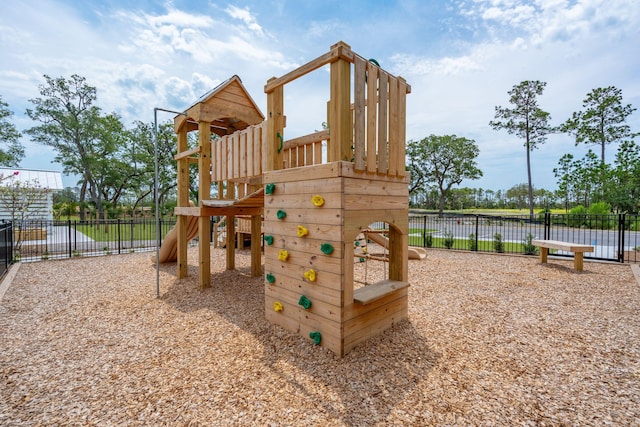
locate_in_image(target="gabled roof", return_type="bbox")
[0,168,64,190]
[175,75,264,136]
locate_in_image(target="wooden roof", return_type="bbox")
[174,75,264,136]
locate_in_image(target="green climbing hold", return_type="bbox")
[309,331,322,346]
[355,241,360,247]
[298,295,312,310]
[266,273,276,284]
[320,243,334,255]
[277,210,286,220]
[264,235,274,245]
[265,183,276,194]
[359,257,365,263]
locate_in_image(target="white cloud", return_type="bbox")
[225,5,266,37]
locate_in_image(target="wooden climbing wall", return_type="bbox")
[263,161,409,356]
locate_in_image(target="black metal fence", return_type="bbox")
[13,218,178,262]
[0,221,13,278]
[408,212,640,263]
[5,213,640,265]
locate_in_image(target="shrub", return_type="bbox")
[493,233,504,253]
[443,231,455,249]
[468,233,477,251]
[568,205,588,228]
[522,232,537,255]
[425,234,433,248]
[587,201,613,229]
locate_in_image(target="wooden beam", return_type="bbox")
[266,78,284,171]
[329,47,352,162]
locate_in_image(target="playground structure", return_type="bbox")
[169,41,412,356]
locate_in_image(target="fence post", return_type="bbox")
[422,215,427,248]
[544,212,551,240]
[68,219,72,258]
[117,219,121,254]
[618,213,625,263]
[474,215,479,251]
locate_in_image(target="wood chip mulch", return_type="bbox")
[1,248,639,426]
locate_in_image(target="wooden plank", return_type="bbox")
[263,161,346,184]
[264,234,343,258]
[305,142,314,167]
[330,51,352,162]
[266,80,284,171]
[283,130,329,149]
[344,289,408,333]
[531,239,594,252]
[264,303,343,356]
[265,192,343,209]
[253,124,262,177]
[344,194,407,211]
[297,144,305,168]
[174,145,201,160]
[353,280,409,305]
[240,131,247,179]
[388,75,399,176]
[263,220,342,242]
[246,128,254,178]
[201,187,264,208]
[264,207,342,225]
[263,42,353,94]
[397,77,408,177]
[377,70,389,174]
[265,285,342,325]
[354,55,366,171]
[343,177,408,196]
[313,141,322,165]
[366,63,378,174]
[265,275,343,307]
[265,245,343,273]
[263,177,343,195]
[221,136,228,185]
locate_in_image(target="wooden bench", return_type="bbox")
[353,280,409,305]
[531,239,594,271]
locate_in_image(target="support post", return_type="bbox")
[198,121,212,288]
[176,129,189,278]
[265,77,284,172]
[329,41,352,162]
[251,214,262,277]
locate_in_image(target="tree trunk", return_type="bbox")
[526,141,534,219]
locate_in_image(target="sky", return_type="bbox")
[0,0,638,192]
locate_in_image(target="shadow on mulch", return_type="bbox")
[160,262,440,425]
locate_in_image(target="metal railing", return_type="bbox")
[6,213,640,264]
[12,218,179,262]
[408,212,640,263]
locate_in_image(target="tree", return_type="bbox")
[407,134,482,215]
[0,96,25,167]
[490,80,553,217]
[0,175,51,252]
[560,86,637,164]
[26,74,103,220]
[610,140,640,213]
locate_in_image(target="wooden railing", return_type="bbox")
[264,41,410,177]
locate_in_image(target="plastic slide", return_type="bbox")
[158,214,199,263]
[363,229,427,260]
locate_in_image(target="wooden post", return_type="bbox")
[226,215,235,270]
[265,77,284,172]
[198,121,212,289]
[329,41,352,162]
[176,129,189,278]
[251,214,262,277]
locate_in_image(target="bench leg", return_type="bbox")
[540,247,548,264]
[574,252,584,271]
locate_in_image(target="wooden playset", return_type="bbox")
[169,41,412,356]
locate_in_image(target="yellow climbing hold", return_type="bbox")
[278,249,289,261]
[273,301,284,312]
[297,225,309,237]
[303,269,317,282]
[312,195,325,207]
